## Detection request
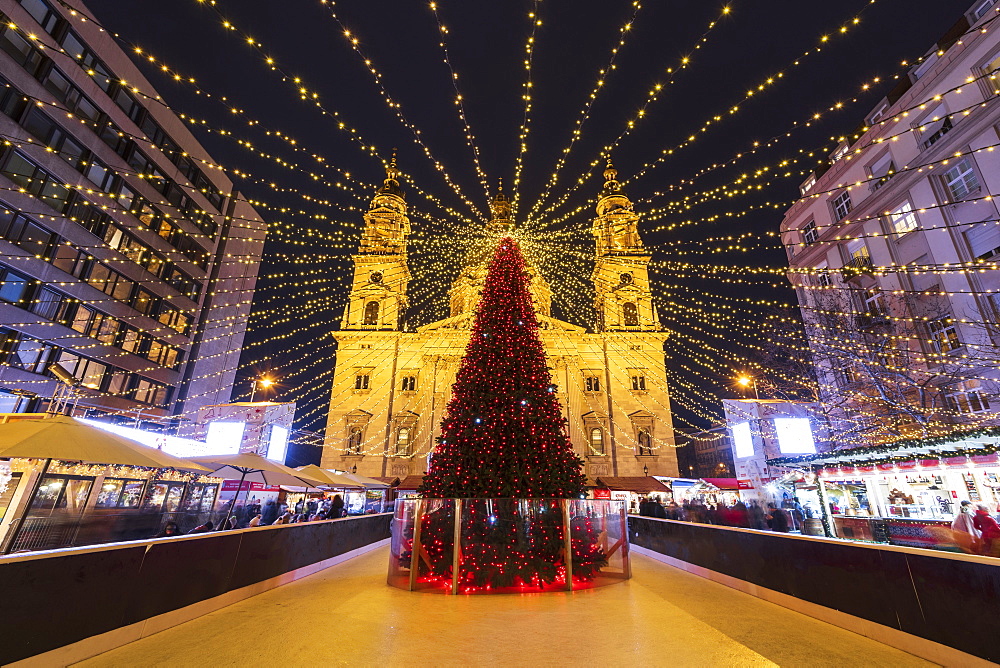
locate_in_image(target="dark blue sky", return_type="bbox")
[84,0,968,461]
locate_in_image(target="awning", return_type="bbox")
[700,477,740,490]
[396,474,425,491]
[766,427,1000,468]
[594,476,671,494]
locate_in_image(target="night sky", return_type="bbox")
[84,0,966,464]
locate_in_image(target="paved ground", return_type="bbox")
[77,548,932,668]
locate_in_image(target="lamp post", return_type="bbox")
[250,376,275,403]
[737,374,759,400]
[642,464,648,477]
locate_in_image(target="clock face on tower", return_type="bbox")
[620,272,633,285]
[371,271,384,284]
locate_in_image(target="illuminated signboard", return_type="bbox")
[205,421,246,455]
[266,425,289,463]
[732,421,755,459]
[774,417,817,454]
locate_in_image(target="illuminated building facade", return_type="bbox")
[780,1,1000,444]
[322,161,678,481]
[0,0,265,420]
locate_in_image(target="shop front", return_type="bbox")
[770,430,1000,552]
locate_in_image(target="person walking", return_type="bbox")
[973,504,1000,556]
[261,498,279,525]
[330,494,345,519]
[766,503,789,532]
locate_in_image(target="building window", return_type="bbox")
[622,302,638,327]
[832,191,853,220]
[869,153,896,191]
[354,374,370,391]
[637,429,652,456]
[861,287,886,316]
[802,220,818,244]
[631,374,647,392]
[589,427,605,455]
[946,386,992,414]
[965,221,1000,260]
[395,427,411,456]
[817,271,831,287]
[889,201,918,235]
[973,0,998,21]
[363,301,380,326]
[400,375,416,392]
[927,316,960,353]
[346,427,363,455]
[943,159,980,200]
[584,376,601,392]
[981,51,1000,94]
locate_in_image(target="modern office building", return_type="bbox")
[0,0,265,420]
[322,161,678,481]
[780,0,1000,445]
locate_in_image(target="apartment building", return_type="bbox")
[780,0,1000,445]
[0,0,265,419]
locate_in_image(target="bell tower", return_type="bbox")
[592,160,658,332]
[448,182,552,320]
[342,154,411,331]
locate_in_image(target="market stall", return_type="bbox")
[769,428,1000,550]
[594,476,672,514]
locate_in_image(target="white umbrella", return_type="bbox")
[0,415,209,553]
[192,453,326,529]
[339,472,390,488]
[295,465,363,489]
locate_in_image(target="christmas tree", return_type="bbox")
[415,238,607,591]
[419,237,587,498]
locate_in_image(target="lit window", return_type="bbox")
[927,316,960,353]
[832,191,852,220]
[943,159,980,200]
[889,201,918,234]
[589,427,605,454]
[395,427,411,456]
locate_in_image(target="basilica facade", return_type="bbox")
[320,159,678,481]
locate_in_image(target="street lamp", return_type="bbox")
[351,465,358,474]
[643,464,648,477]
[736,374,759,400]
[250,376,275,403]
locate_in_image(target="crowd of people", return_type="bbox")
[636,496,804,532]
[949,500,1000,556]
[153,494,347,538]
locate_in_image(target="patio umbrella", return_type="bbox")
[295,465,363,489]
[339,472,390,488]
[0,415,210,554]
[192,453,326,529]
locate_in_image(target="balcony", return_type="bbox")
[841,255,875,282]
[854,312,891,330]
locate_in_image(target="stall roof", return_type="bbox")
[374,477,400,487]
[397,474,425,491]
[766,427,1000,468]
[595,477,671,494]
[700,477,740,490]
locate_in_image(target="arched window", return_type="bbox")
[395,427,411,455]
[590,427,605,455]
[638,429,652,456]
[363,301,380,326]
[346,426,362,454]
[622,302,638,327]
